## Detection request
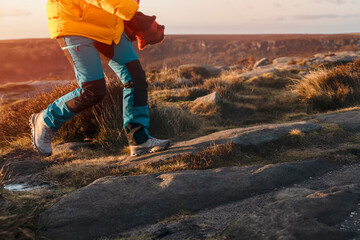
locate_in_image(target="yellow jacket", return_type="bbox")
[47,0,139,45]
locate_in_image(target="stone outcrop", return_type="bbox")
[253,58,270,68]
[272,56,300,64]
[192,92,220,105]
[118,121,320,168]
[39,159,337,240]
[238,50,360,80]
[239,60,308,80]
[309,51,360,65]
[224,184,360,240]
[120,163,360,240]
[315,108,360,133]
[39,121,322,239]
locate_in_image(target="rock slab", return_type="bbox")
[239,63,307,80]
[310,51,360,65]
[39,159,337,240]
[121,163,360,240]
[253,57,269,68]
[315,108,360,133]
[120,121,321,168]
[224,184,360,240]
[193,92,220,104]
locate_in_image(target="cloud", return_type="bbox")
[293,14,339,20]
[0,7,31,17]
[326,0,347,4]
[314,0,348,4]
[342,14,360,18]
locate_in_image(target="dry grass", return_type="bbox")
[1,75,207,150]
[237,56,256,71]
[149,106,202,140]
[0,78,127,149]
[149,87,209,102]
[91,79,126,147]
[150,142,236,171]
[202,70,243,100]
[0,82,78,145]
[0,164,10,190]
[288,58,308,67]
[147,68,180,89]
[291,60,360,111]
[246,70,302,89]
[45,163,116,188]
[189,102,219,116]
[0,188,73,240]
[0,81,113,147]
[289,129,304,136]
[0,163,11,221]
[178,65,212,85]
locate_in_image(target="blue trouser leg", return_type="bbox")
[108,34,150,145]
[43,36,105,130]
[43,34,150,145]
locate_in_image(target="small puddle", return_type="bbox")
[4,183,50,192]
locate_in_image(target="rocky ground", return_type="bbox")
[37,109,360,240]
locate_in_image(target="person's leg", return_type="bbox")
[108,34,150,145]
[108,34,170,155]
[30,36,106,156]
[43,36,106,130]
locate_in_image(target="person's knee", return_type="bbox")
[125,60,148,90]
[82,79,106,105]
[65,78,106,113]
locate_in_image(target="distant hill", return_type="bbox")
[1,34,360,83]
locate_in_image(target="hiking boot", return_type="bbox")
[29,112,55,157]
[130,137,171,156]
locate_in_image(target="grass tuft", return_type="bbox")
[0,164,10,192]
[289,129,303,136]
[149,106,202,140]
[179,65,212,85]
[291,59,360,111]
[247,70,301,89]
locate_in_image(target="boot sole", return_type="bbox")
[29,114,52,157]
[131,141,171,157]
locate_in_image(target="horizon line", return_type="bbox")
[1,32,360,41]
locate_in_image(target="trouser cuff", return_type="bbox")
[125,123,150,145]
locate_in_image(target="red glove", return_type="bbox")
[124,12,165,50]
[136,20,164,50]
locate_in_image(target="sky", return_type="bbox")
[0,0,359,40]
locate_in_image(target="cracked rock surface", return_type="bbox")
[40,159,345,240]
